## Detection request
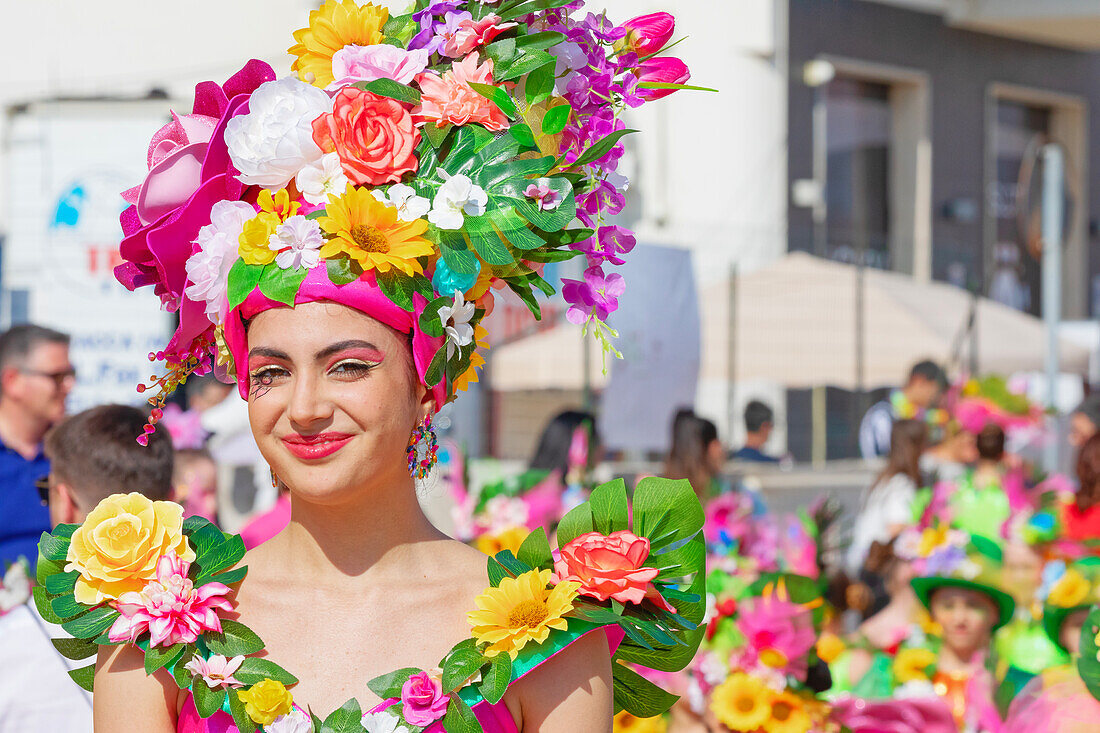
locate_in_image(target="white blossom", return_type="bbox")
[268,215,325,271]
[184,200,256,324]
[295,153,349,206]
[438,289,476,358]
[428,173,488,230]
[361,710,409,733]
[383,183,431,222]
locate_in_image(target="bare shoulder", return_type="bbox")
[93,642,179,732]
[510,629,614,733]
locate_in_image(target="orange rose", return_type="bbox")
[311,87,419,186]
[552,530,675,613]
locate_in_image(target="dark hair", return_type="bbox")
[1076,432,1100,511]
[0,324,69,374]
[874,419,926,488]
[529,410,597,476]
[45,404,174,507]
[664,409,721,498]
[1074,393,1100,429]
[976,424,1005,461]
[908,360,947,390]
[744,400,774,433]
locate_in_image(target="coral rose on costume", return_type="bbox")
[442,15,518,58]
[552,530,676,613]
[413,55,510,132]
[312,87,420,186]
[400,671,449,727]
[65,492,195,604]
[108,551,233,647]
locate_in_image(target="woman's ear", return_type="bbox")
[417,384,436,424]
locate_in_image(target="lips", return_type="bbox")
[281,432,353,460]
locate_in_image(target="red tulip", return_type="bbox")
[637,56,691,101]
[622,12,676,56]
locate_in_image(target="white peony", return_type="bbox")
[268,215,325,271]
[437,289,475,358]
[361,710,410,733]
[225,77,332,190]
[184,200,256,324]
[295,153,349,206]
[265,709,312,733]
[428,174,488,230]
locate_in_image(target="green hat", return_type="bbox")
[1040,558,1100,652]
[912,575,1016,631]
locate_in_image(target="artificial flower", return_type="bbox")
[482,495,530,532]
[1049,568,1090,607]
[636,57,691,101]
[735,594,817,681]
[710,672,773,732]
[0,560,31,613]
[238,678,294,726]
[552,530,676,613]
[524,179,561,211]
[764,690,811,733]
[184,200,255,324]
[400,671,449,727]
[312,87,421,187]
[620,12,675,56]
[574,225,636,266]
[438,289,475,357]
[442,14,517,58]
[475,526,530,557]
[893,647,937,683]
[431,256,480,296]
[361,709,410,733]
[269,215,325,270]
[317,185,435,275]
[363,0,415,16]
[613,710,667,733]
[184,653,245,689]
[122,111,218,226]
[107,551,233,647]
[65,492,195,604]
[413,56,510,132]
[563,266,625,324]
[266,708,313,733]
[376,183,431,222]
[295,152,351,206]
[329,44,431,88]
[453,324,488,394]
[290,0,388,88]
[224,77,332,189]
[815,632,846,665]
[428,173,488,230]
[414,9,471,56]
[239,189,302,266]
[468,568,580,659]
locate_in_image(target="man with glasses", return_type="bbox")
[0,324,74,572]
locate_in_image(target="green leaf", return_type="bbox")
[173,653,194,689]
[35,555,62,586]
[353,77,422,105]
[200,565,248,587]
[196,535,246,580]
[257,265,309,308]
[517,527,553,570]
[62,605,117,639]
[633,477,704,551]
[51,592,90,621]
[227,688,258,733]
[589,479,629,535]
[188,522,226,558]
[235,657,300,686]
[487,557,511,587]
[468,82,516,118]
[33,585,65,624]
[423,122,453,149]
[612,661,679,717]
[424,346,447,388]
[478,652,512,704]
[440,694,481,733]
[483,37,517,68]
[636,81,720,94]
[566,129,637,170]
[468,226,515,266]
[51,636,98,661]
[327,257,364,286]
[498,0,575,21]
[521,248,583,264]
[205,619,265,657]
[418,296,447,337]
[541,103,571,135]
[441,642,486,693]
[192,681,228,719]
[496,51,555,83]
[227,259,264,311]
[38,531,69,564]
[556,502,595,547]
[144,642,185,675]
[68,664,96,692]
[54,523,79,539]
[516,30,567,51]
[510,122,536,149]
[321,699,365,733]
[367,667,422,699]
[492,550,532,578]
[524,64,555,108]
[375,270,416,312]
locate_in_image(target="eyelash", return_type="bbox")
[247,360,377,386]
[329,359,378,378]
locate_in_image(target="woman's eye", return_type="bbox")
[249,366,287,387]
[330,360,376,378]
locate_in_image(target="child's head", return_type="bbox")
[1059,608,1090,656]
[44,404,174,526]
[929,586,999,657]
[173,448,218,522]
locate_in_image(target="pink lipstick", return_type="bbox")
[281,432,353,460]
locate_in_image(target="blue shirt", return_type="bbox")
[733,446,780,464]
[0,439,49,573]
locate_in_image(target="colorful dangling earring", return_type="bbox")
[270,468,279,488]
[406,415,438,479]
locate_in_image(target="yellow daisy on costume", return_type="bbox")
[468,569,580,659]
[289,0,388,88]
[239,189,301,265]
[613,710,667,733]
[474,525,529,557]
[454,324,489,394]
[763,690,811,733]
[893,647,937,683]
[1049,568,1090,607]
[318,186,435,276]
[710,672,772,732]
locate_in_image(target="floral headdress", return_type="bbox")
[115,0,703,434]
[950,374,1044,434]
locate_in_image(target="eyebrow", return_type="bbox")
[247,341,382,362]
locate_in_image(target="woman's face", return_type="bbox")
[930,587,997,657]
[245,301,429,504]
[1061,608,1090,656]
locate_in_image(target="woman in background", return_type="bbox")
[663,409,766,514]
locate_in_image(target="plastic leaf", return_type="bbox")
[51,636,98,661]
[484,37,518,68]
[478,653,512,704]
[441,641,486,693]
[327,257,363,286]
[193,681,228,718]
[515,30,567,51]
[38,531,69,563]
[61,605,118,639]
[257,265,309,308]
[524,65,555,108]
[564,129,637,170]
[321,699,365,733]
[589,479,629,535]
[367,667,422,700]
[205,619,265,657]
[199,565,248,588]
[44,569,79,595]
[1077,606,1100,700]
[353,78,422,106]
[517,528,554,570]
[611,661,679,717]
[227,688,257,733]
[541,104,571,135]
[235,657,300,686]
[227,260,264,311]
[195,535,246,580]
[440,694,480,733]
[467,82,516,119]
[556,502,595,547]
[68,664,96,692]
[33,585,65,624]
[144,642,185,675]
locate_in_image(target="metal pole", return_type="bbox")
[728,263,738,443]
[1041,143,1064,472]
[812,85,828,257]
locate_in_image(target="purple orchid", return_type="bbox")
[563,266,625,324]
[409,1,467,52]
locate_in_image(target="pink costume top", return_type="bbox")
[177,625,625,732]
[238,495,291,551]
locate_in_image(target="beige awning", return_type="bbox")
[489,323,610,392]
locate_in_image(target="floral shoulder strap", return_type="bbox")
[35,477,705,732]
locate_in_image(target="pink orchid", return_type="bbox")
[636,57,691,101]
[443,16,517,58]
[184,653,245,688]
[524,180,561,211]
[734,594,817,681]
[400,671,449,727]
[108,552,233,648]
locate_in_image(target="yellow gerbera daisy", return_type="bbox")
[613,711,668,733]
[238,189,301,265]
[317,186,435,276]
[892,647,937,683]
[1049,568,1090,608]
[289,0,388,88]
[474,525,529,557]
[468,569,579,659]
[764,691,811,733]
[454,324,489,394]
[710,673,772,732]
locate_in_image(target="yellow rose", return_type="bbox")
[238,679,294,725]
[238,212,279,265]
[65,493,194,605]
[893,647,937,683]
[1049,569,1090,608]
[474,526,530,557]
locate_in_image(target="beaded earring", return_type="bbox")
[406,415,438,479]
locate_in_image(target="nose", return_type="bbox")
[286,372,334,428]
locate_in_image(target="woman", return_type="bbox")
[41,2,702,731]
[847,420,927,575]
[664,410,724,500]
[1063,432,1100,541]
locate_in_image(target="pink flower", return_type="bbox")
[622,12,676,56]
[735,595,817,681]
[552,530,676,613]
[108,552,233,648]
[703,492,754,546]
[442,15,517,58]
[311,87,421,187]
[184,653,245,688]
[413,56,510,132]
[329,44,431,89]
[637,57,691,101]
[524,179,560,211]
[400,671,449,727]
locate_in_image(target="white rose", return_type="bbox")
[225,77,332,189]
[266,709,312,733]
[184,200,256,323]
[361,710,409,733]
